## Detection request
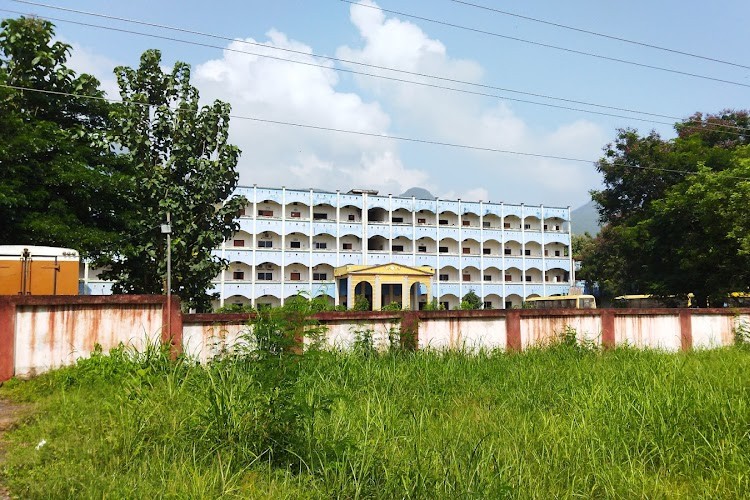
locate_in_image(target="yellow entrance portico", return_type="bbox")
[335,263,434,310]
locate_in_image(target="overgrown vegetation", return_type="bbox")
[2,309,750,497]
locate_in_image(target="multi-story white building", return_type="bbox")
[212,185,573,310]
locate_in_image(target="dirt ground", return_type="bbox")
[0,399,30,500]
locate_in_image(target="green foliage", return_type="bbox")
[587,111,750,303]
[422,298,445,311]
[97,49,246,311]
[0,17,128,253]
[380,301,402,311]
[460,290,482,310]
[353,294,370,311]
[3,347,750,497]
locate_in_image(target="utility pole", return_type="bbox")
[162,212,172,336]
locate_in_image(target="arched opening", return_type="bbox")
[410,282,428,310]
[523,216,541,231]
[312,203,335,221]
[391,208,412,224]
[439,293,460,310]
[415,209,436,226]
[368,235,388,252]
[438,210,458,226]
[505,294,523,309]
[368,207,388,223]
[285,201,310,220]
[438,266,459,282]
[286,232,308,251]
[255,262,281,282]
[257,200,282,218]
[340,204,362,223]
[504,215,522,230]
[484,213,502,229]
[545,267,568,283]
[256,231,281,250]
[226,262,252,281]
[462,266,480,282]
[256,294,281,310]
[438,237,459,255]
[415,237,436,254]
[504,240,522,257]
[391,236,412,253]
[483,239,501,256]
[353,281,374,310]
[505,267,521,283]
[525,241,542,257]
[228,230,253,249]
[526,268,543,283]
[462,211,480,228]
[483,293,501,309]
[483,266,501,282]
[461,238,480,256]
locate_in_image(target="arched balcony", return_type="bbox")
[340,235,362,252]
[256,231,281,250]
[285,263,309,282]
[391,208,412,225]
[255,262,281,282]
[545,268,567,283]
[505,294,523,309]
[525,241,543,257]
[505,240,522,256]
[367,235,388,252]
[438,210,459,227]
[340,204,362,223]
[226,262,252,281]
[461,211,480,228]
[544,242,568,258]
[483,266,501,282]
[285,201,310,220]
[483,293,502,309]
[286,232,308,251]
[438,237,459,255]
[483,239,501,256]
[483,213,502,229]
[256,200,282,219]
[461,238,480,256]
[415,237,437,254]
[505,267,522,283]
[391,236,412,253]
[312,234,335,252]
[544,217,566,232]
[526,267,543,283]
[311,264,334,281]
[228,230,253,249]
[523,215,542,231]
[504,215,522,230]
[312,203,335,222]
[461,266,480,282]
[438,266,459,282]
[415,209,436,226]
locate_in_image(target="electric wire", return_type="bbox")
[5,4,748,136]
[335,0,750,89]
[3,82,749,181]
[4,9,750,139]
[0,7,680,128]
[446,0,750,71]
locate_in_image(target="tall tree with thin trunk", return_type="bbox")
[99,49,245,311]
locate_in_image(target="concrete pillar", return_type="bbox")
[680,309,693,352]
[0,298,15,382]
[373,277,382,311]
[401,277,410,310]
[601,310,615,349]
[506,310,521,351]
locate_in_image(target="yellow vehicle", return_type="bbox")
[524,295,597,309]
[0,245,79,295]
[727,292,750,307]
[613,294,693,308]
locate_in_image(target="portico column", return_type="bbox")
[401,276,410,310]
[373,276,382,310]
[347,277,356,310]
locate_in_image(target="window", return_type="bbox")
[313,272,327,281]
[439,246,449,253]
[290,211,301,218]
[392,245,404,252]
[525,275,532,282]
[483,301,493,309]
[504,248,512,255]
[258,209,273,217]
[290,241,301,249]
[348,214,356,221]
[314,241,327,250]
[483,221,491,228]
[524,224,531,230]
[484,275,492,281]
[233,271,244,280]
[555,250,561,257]
[504,222,511,229]
[462,220,470,226]
[525,249,531,256]
[544,224,548,230]
[257,272,272,281]
[504,274,513,281]
[441,302,450,310]
[439,274,449,281]
[417,218,426,224]
[555,225,561,231]
[463,247,470,254]
[505,301,513,309]
[342,243,353,250]
[290,272,301,281]
[313,213,327,220]
[418,245,427,253]
[392,217,404,223]
[257,240,272,248]
[483,248,491,255]
[233,239,245,247]
[462,274,471,281]
[439,219,448,225]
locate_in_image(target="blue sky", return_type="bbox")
[3,0,748,208]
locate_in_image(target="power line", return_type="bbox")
[335,0,750,89]
[3,3,682,124]
[3,82,749,181]
[4,4,749,136]
[0,7,674,128]
[446,0,750,71]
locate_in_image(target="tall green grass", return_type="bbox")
[1,319,749,497]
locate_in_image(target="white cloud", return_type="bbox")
[193,31,432,195]
[65,41,119,98]
[336,0,606,206]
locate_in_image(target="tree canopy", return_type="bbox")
[0,17,128,254]
[97,49,246,311]
[583,111,750,305]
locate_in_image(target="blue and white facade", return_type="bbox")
[213,185,573,310]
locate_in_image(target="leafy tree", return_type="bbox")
[98,50,245,312]
[0,17,128,253]
[460,290,482,310]
[587,112,750,304]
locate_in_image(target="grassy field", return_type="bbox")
[1,319,749,498]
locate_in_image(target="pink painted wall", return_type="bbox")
[2,298,748,382]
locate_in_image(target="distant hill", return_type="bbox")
[400,187,436,200]
[571,200,601,235]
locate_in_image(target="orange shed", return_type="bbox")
[0,245,80,295]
